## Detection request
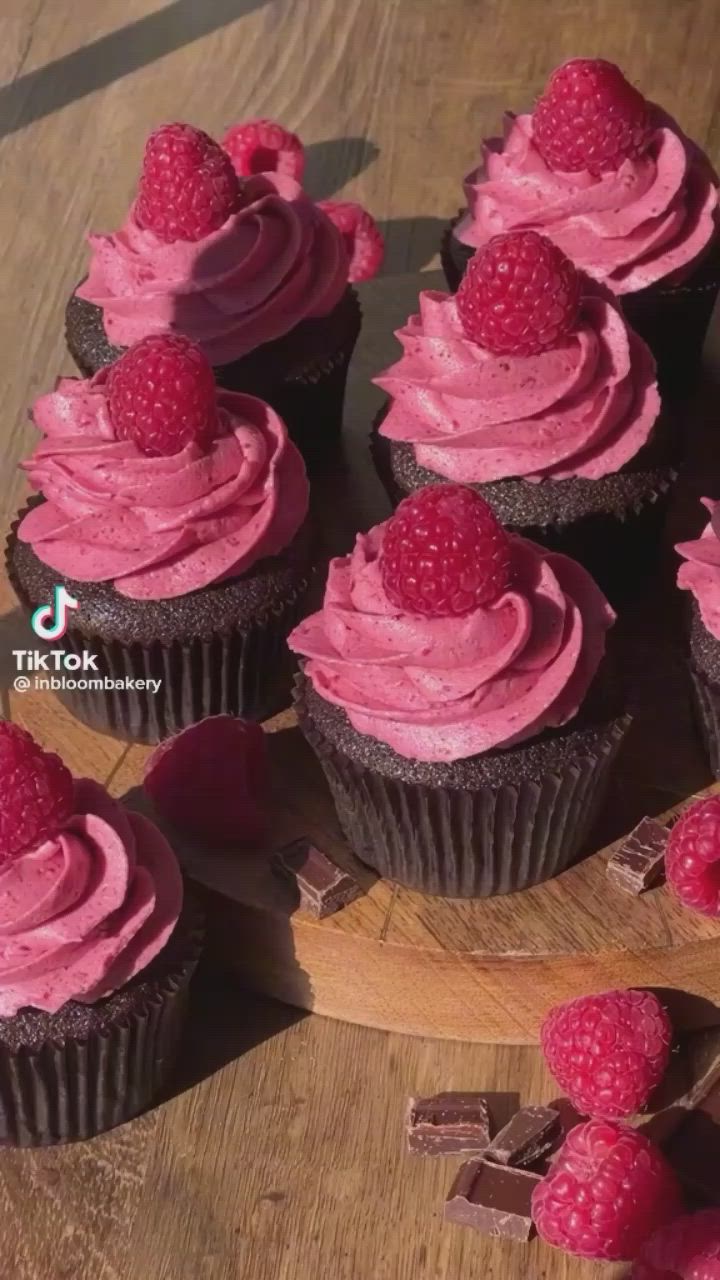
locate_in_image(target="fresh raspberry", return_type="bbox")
[632,1211,720,1279]
[666,796,720,917]
[380,484,512,617]
[107,334,218,457]
[456,230,580,355]
[317,200,384,282]
[533,58,652,176]
[541,988,673,1119]
[0,723,74,862]
[532,1120,683,1261]
[222,118,305,181]
[136,122,240,243]
[144,716,268,846]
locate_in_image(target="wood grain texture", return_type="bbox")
[3,0,720,1276]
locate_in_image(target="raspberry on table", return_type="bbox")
[144,716,268,846]
[533,58,652,176]
[0,722,74,862]
[632,1210,720,1279]
[222,118,305,181]
[379,483,512,617]
[532,1119,683,1262]
[541,988,672,1119]
[456,230,581,356]
[666,795,720,917]
[317,200,384,282]
[107,334,218,458]
[136,122,240,243]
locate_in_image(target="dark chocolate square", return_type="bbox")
[444,1159,540,1241]
[271,839,362,918]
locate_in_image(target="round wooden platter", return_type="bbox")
[104,696,720,1048]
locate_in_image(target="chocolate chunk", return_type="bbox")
[271,839,362,918]
[666,1059,720,1204]
[406,1093,491,1156]
[606,817,667,895]
[485,1106,559,1169]
[444,1159,540,1241]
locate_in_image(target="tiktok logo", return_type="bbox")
[31,585,79,641]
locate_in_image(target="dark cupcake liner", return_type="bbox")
[7,515,312,743]
[0,909,203,1147]
[295,682,630,898]
[371,409,675,606]
[688,665,720,778]
[440,212,720,400]
[38,588,307,743]
[440,212,473,293]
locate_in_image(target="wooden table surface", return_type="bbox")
[3,1,720,1276]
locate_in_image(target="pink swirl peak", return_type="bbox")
[289,521,615,762]
[376,287,659,483]
[0,779,182,1016]
[677,499,720,639]
[75,173,349,366]
[456,111,718,294]
[18,373,309,600]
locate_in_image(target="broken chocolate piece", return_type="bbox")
[444,1159,540,1242]
[485,1106,559,1169]
[641,1029,720,1147]
[606,817,667,895]
[271,839,362,918]
[406,1093,491,1156]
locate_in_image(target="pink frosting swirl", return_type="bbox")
[18,373,308,600]
[0,779,182,1016]
[376,288,659,483]
[677,499,720,638]
[75,173,349,366]
[290,522,615,762]
[456,112,718,294]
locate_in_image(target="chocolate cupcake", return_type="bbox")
[289,485,630,898]
[677,501,720,775]
[64,123,364,467]
[441,59,719,399]
[0,723,203,1146]
[7,337,313,743]
[374,232,674,603]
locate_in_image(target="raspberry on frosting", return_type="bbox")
[108,334,218,457]
[532,1119,683,1261]
[19,377,309,600]
[380,485,511,616]
[455,98,718,294]
[0,775,182,1015]
[0,723,73,863]
[532,59,652,176]
[222,118,305,181]
[289,518,615,763]
[137,122,241,243]
[75,170,349,367]
[456,230,580,355]
[375,285,660,484]
[541,988,672,1119]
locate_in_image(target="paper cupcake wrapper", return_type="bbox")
[0,912,203,1147]
[296,688,630,898]
[689,665,720,778]
[53,586,308,744]
[370,406,674,607]
[440,213,473,293]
